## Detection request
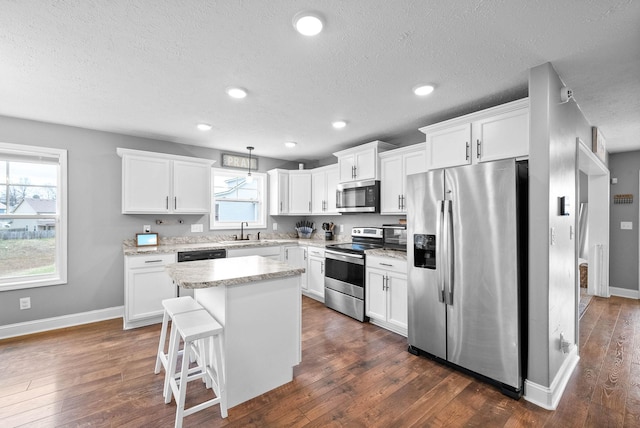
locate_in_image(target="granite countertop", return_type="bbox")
[165,255,306,289]
[365,248,408,260]
[123,235,342,256]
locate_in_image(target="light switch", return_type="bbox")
[190,224,203,233]
[621,221,633,230]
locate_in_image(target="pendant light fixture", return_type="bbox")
[246,146,254,183]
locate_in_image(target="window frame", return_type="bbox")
[210,167,267,230]
[0,142,67,291]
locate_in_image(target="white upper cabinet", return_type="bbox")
[333,140,394,183]
[474,105,529,163]
[172,161,212,213]
[311,164,339,215]
[380,143,427,214]
[268,169,289,215]
[420,98,529,170]
[118,148,213,214]
[288,171,312,214]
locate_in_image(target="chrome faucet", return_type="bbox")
[239,222,249,240]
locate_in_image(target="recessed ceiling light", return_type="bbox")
[196,123,212,131]
[413,84,435,96]
[293,13,324,36]
[226,87,247,99]
[332,120,347,129]
[285,141,297,148]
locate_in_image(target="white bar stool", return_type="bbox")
[154,296,203,377]
[165,309,227,427]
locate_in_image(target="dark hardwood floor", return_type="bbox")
[1,295,639,427]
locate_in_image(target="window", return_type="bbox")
[0,143,67,291]
[210,168,266,230]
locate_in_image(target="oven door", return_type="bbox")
[324,250,365,299]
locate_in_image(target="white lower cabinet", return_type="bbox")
[124,253,177,329]
[306,247,325,302]
[366,255,407,336]
[282,245,308,290]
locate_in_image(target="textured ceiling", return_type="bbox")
[0,1,638,161]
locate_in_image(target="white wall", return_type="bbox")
[527,63,592,392]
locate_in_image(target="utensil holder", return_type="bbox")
[325,231,333,240]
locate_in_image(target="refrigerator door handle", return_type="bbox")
[443,199,454,305]
[436,200,445,303]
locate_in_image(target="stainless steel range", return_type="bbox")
[324,227,383,321]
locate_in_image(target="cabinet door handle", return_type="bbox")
[285,249,289,259]
[386,275,390,290]
[145,259,164,264]
[382,275,386,291]
[321,262,324,274]
[477,139,481,159]
[166,196,169,209]
[398,195,401,210]
[174,196,177,210]
[465,142,470,160]
[280,201,283,212]
[379,262,393,267]
[309,201,311,212]
[304,249,307,261]
[402,195,406,211]
[353,165,357,178]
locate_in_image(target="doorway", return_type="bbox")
[576,138,610,325]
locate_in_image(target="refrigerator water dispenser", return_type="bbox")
[414,234,436,269]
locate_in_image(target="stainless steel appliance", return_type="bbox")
[324,227,383,321]
[407,159,528,398]
[336,180,380,213]
[176,248,227,297]
[382,224,407,251]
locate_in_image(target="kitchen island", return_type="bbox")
[165,255,305,408]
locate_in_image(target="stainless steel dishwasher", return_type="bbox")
[176,248,226,297]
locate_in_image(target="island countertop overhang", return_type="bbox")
[165,255,305,289]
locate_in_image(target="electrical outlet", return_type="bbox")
[621,221,633,230]
[143,225,151,233]
[550,227,556,245]
[340,224,344,233]
[190,224,203,233]
[19,297,31,310]
[273,222,278,231]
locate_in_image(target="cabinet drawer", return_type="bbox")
[126,253,176,269]
[307,247,325,258]
[367,255,406,274]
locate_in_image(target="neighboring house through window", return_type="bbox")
[210,168,266,230]
[0,142,67,291]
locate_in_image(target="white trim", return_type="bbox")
[610,286,640,300]
[0,306,123,340]
[524,347,579,410]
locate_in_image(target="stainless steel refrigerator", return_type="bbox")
[407,158,528,398]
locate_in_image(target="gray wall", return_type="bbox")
[0,115,300,326]
[608,150,640,291]
[528,62,592,387]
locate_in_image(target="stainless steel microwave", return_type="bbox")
[336,180,380,213]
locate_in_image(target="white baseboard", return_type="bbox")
[609,287,639,299]
[524,347,579,410]
[0,306,124,340]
